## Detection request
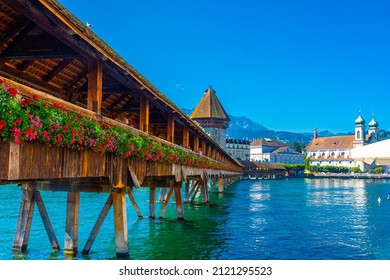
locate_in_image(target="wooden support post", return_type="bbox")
[87,60,103,114]
[82,194,113,255]
[190,182,201,203]
[202,141,206,156]
[13,189,34,252]
[167,113,175,143]
[218,177,224,193]
[149,187,156,219]
[34,191,60,251]
[194,136,199,153]
[174,182,184,220]
[158,187,169,202]
[159,185,174,218]
[183,126,189,149]
[64,191,80,255]
[184,181,191,202]
[139,95,149,133]
[207,145,212,157]
[128,187,143,218]
[112,192,129,259]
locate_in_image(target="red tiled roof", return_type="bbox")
[305,135,355,150]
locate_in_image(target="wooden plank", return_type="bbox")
[87,60,103,114]
[112,192,129,259]
[139,95,149,133]
[64,191,80,255]
[33,191,60,251]
[127,187,143,218]
[12,189,34,252]
[174,183,184,220]
[159,185,174,218]
[0,142,10,179]
[8,142,20,180]
[82,194,113,254]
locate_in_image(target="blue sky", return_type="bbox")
[59,0,389,133]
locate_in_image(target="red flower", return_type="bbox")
[0,78,4,83]
[32,95,39,100]
[0,119,6,130]
[8,88,17,97]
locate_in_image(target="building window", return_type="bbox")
[357,131,361,140]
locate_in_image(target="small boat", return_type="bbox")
[387,193,390,200]
[378,197,381,203]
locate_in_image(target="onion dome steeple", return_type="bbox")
[368,114,379,128]
[355,114,366,125]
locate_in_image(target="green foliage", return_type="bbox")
[306,165,351,173]
[373,167,384,174]
[280,164,305,172]
[290,141,306,153]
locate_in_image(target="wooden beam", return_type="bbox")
[159,185,174,218]
[0,21,35,57]
[43,58,74,82]
[183,126,189,149]
[0,18,31,47]
[87,60,103,114]
[0,51,80,61]
[167,113,174,143]
[112,192,129,259]
[127,187,142,218]
[82,194,113,255]
[194,136,199,153]
[12,189,35,252]
[139,95,149,133]
[64,191,80,255]
[0,64,67,98]
[34,191,60,251]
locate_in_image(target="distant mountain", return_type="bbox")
[181,108,354,145]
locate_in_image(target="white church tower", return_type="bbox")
[368,114,379,143]
[353,114,366,148]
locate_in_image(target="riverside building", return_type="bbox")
[304,114,381,171]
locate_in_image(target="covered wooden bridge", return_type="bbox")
[0,0,242,258]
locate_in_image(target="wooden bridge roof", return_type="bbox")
[0,0,240,168]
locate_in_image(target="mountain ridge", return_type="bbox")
[182,108,352,144]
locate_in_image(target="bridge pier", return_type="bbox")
[13,186,60,253]
[64,191,80,255]
[112,191,129,259]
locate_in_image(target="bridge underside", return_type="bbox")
[1,141,240,258]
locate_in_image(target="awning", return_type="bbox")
[350,139,390,165]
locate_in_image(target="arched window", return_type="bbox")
[357,131,361,140]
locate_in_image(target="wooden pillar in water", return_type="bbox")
[82,194,113,255]
[112,191,129,258]
[174,182,184,220]
[13,189,34,252]
[13,187,60,252]
[149,187,156,219]
[64,191,80,255]
[218,177,224,192]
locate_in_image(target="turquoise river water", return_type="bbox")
[0,178,389,260]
